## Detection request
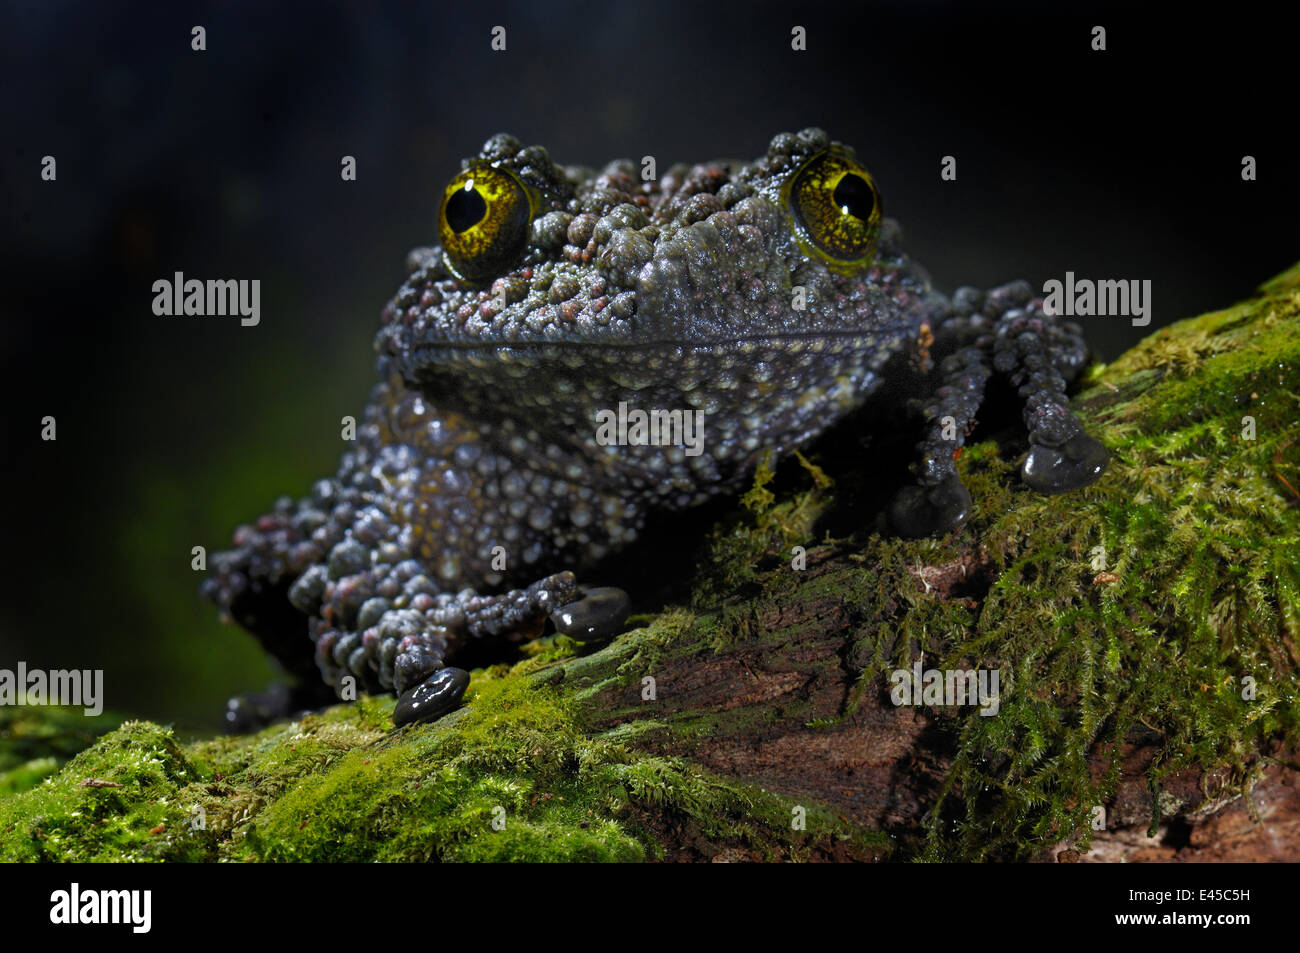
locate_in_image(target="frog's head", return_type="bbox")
[377,130,945,475]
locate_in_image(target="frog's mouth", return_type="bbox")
[391,330,903,420]
[402,328,908,359]
[385,277,942,363]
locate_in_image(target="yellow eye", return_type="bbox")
[787,150,882,267]
[438,162,533,282]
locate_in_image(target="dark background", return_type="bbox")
[2,0,1294,731]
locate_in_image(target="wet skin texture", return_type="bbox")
[205,129,1108,730]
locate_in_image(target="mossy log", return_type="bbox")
[3,265,1298,862]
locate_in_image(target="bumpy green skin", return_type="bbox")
[204,129,1102,728]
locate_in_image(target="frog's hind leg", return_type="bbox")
[203,490,354,731]
[889,279,1108,537]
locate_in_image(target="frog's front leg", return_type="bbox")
[889,280,1109,537]
[291,552,629,727]
[384,579,629,726]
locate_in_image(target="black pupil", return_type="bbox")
[832,173,874,221]
[446,184,488,233]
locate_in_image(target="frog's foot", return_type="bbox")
[222,680,337,734]
[384,573,620,727]
[394,667,471,727]
[386,574,605,727]
[889,472,974,539]
[889,343,987,537]
[296,553,596,725]
[549,586,631,644]
[891,280,1108,537]
[386,583,629,727]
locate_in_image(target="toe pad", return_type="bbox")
[393,667,470,727]
[551,587,630,643]
[889,474,973,538]
[1022,434,1109,494]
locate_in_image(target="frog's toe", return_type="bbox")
[887,341,987,538]
[889,474,972,538]
[393,666,470,726]
[925,280,1109,512]
[224,684,292,734]
[1023,433,1109,494]
[223,680,336,734]
[549,586,631,643]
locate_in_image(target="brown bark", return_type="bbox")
[559,542,1300,861]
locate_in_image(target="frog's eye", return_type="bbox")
[438,162,533,282]
[787,150,882,266]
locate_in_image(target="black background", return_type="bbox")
[1,859,1278,936]
[2,0,1294,729]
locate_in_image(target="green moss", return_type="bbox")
[0,720,212,861]
[0,670,880,862]
[915,268,1300,860]
[681,264,1300,860]
[0,705,124,796]
[693,450,835,608]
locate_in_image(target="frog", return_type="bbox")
[203,128,1108,731]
